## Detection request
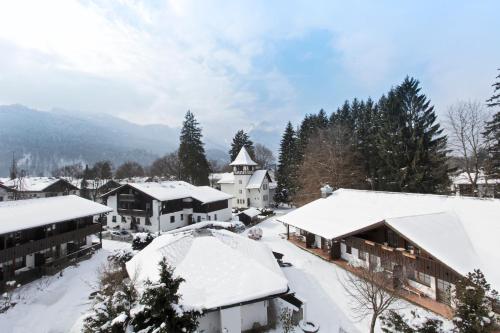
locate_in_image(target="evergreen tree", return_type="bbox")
[484,69,500,187]
[486,68,500,108]
[355,98,380,189]
[298,110,329,158]
[376,77,450,193]
[80,164,90,200]
[275,122,299,204]
[452,269,498,333]
[132,259,200,333]
[229,130,255,161]
[178,111,210,186]
[483,112,499,182]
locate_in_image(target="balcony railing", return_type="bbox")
[117,209,149,217]
[0,224,101,263]
[344,236,460,284]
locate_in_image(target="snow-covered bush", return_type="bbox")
[83,265,137,333]
[279,307,295,333]
[0,280,19,313]
[452,269,498,333]
[107,248,134,268]
[381,310,445,333]
[259,207,274,217]
[132,232,156,251]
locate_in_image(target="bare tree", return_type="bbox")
[295,125,366,206]
[150,151,181,179]
[341,266,401,333]
[254,143,276,170]
[115,161,145,179]
[447,101,489,196]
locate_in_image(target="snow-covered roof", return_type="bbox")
[246,170,270,189]
[278,188,500,289]
[126,229,288,310]
[0,195,112,234]
[239,207,261,218]
[106,181,232,204]
[217,173,235,184]
[230,147,258,166]
[165,221,244,234]
[1,177,77,192]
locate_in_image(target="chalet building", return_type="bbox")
[68,178,121,202]
[0,195,111,289]
[279,189,500,306]
[217,147,274,209]
[0,183,16,202]
[451,171,499,198]
[0,177,79,200]
[127,228,291,333]
[101,181,233,233]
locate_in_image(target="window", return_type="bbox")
[197,216,201,222]
[387,229,398,247]
[181,214,184,221]
[239,180,242,184]
[239,190,242,194]
[263,183,267,190]
[358,250,367,260]
[170,216,175,223]
[208,215,211,221]
[145,217,151,226]
[346,245,352,254]
[214,214,217,220]
[121,216,126,222]
[263,195,268,201]
[416,271,432,286]
[112,216,117,223]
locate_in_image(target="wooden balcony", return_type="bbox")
[117,209,149,217]
[0,223,102,263]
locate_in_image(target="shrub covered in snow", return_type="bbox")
[452,269,498,333]
[132,232,156,251]
[107,248,135,268]
[0,280,19,313]
[83,264,137,333]
[381,310,445,333]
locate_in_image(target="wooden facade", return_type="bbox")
[0,217,102,289]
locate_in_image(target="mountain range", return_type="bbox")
[0,105,231,176]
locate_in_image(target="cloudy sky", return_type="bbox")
[0,0,498,146]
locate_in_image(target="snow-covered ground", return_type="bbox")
[251,213,452,333]
[0,240,130,333]
[0,213,450,333]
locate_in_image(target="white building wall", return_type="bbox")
[241,301,268,331]
[234,173,252,208]
[198,311,221,333]
[220,183,237,207]
[220,306,242,333]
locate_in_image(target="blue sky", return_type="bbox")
[0,0,498,148]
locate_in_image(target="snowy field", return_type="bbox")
[0,240,130,333]
[0,214,450,333]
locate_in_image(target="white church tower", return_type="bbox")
[230,147,258,208]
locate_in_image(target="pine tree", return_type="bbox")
[80,165,90,200]
[376,77,450,193]
[229,130,255,161]
[178,111,210,186]
[483,112,499,181]
[132,259,200,333]
[275,122,299,204]
[452,269,498,333]
[484,69,500,187]
[486,68,500,108]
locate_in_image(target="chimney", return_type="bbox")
[320,184,333,198]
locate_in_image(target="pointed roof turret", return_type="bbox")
[230,146,258,166]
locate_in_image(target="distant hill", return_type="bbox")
[0,105,228,176]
